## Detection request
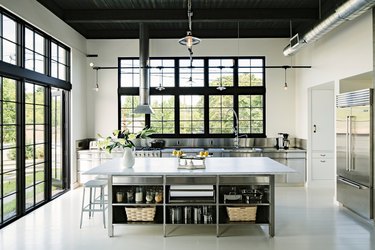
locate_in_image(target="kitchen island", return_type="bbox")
[84,157,294,237]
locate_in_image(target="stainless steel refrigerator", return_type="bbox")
[336,89,373,219]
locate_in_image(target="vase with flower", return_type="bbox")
[98,127,154,168]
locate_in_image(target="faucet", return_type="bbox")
[228,108,239,148]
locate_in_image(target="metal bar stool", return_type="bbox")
[80,180,107,228]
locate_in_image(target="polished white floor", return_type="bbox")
[1,183,374,250]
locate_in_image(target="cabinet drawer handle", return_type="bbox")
[320,160,326,163]
[320,154,326,157]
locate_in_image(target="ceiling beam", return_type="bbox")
[81,28,291,39]
[65,8,318,24]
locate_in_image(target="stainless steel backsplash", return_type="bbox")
[134,138,307,149]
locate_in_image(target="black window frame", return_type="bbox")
[118,56,266,138]
[0,7,71,228]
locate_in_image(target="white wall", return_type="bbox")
[294,10,373,139]
[0,0,88,186]
[87,38,295,138]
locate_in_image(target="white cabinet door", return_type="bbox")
[311,89,335,180]
[311,89,335,151]
[287,159,305,184]
[312,158,335,180]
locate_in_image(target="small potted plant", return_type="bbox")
[98,127,154,168]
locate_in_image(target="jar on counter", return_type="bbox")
[155,190,163,203]
[135,187,143,203]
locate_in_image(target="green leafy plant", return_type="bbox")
[97,127,154,153]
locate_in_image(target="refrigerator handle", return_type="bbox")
[338,177,362,189]
[348,116,353,172]
[345,116,350,171]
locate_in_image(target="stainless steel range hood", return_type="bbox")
[134,23,154,114]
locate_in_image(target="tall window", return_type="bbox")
[119,57,265,138]
[0,77,19,221]
[0,8,71,228]
[25,83,47,209]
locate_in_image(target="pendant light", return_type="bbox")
[216,66,226,91]
[155,66,165,91]
[283,66,288,90]
[178,0,200,54]
[93,68,99,92]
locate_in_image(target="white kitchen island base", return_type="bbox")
[84,157,294,238]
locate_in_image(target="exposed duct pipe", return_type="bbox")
[283,0,375,56]
[134,23,154,114]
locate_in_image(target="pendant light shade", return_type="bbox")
[179,31,201,49]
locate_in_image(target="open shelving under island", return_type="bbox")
[84,157,294,237]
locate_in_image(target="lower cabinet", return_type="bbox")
[311,152,334,180]
[109,175,274,237]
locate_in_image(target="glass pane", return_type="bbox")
[25,50,34,70]
[25,104,34,124]
[35,105,44,124]
[251,95,263,107]
[25,125,34,145]
[180,121,191,134]
[58,64,66,80]
[35,125,44,144]
[3,102,16,124]
[35,163,45,182]
[58,46,66,64]
[25,28,34,50]
[3,171,17,196]
[251,73,263,86]
[2,78,16,102]
[25,83,34,103]
[25,186,34,209]
[239,95,251,107]
[35,85,45,105]
[35,144,45,164]
[192,109,204,120]
[35,33,44,54]
[251,108,263,120]
[35,54,45,74]
[3,127,17,147]
[2,40,17,65]
[25,144,34,163]
[179,59,204,87]
[3,15,17,42]
[25,167,34,187]
[35,182,45,203]
[51,61,58,78]
[252,121,263,133]
[192,122,204,134]
[51,43,58,61]
[3,194,17,221]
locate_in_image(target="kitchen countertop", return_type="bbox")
[84,157,295,176]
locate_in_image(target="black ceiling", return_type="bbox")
[36,0,347,39]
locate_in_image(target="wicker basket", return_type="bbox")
[125,207,156,222]
[226,206,257,222]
